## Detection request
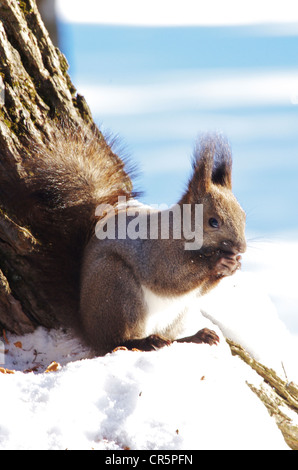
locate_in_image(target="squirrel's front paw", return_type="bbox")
[215,254,242,277]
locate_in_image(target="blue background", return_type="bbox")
[58,22,298,238]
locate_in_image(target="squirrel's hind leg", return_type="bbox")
[80,252,148,355]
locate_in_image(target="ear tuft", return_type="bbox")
[193,133,233,192]
[211,134,233,189]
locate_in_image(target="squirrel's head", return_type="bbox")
[181,134,246,278]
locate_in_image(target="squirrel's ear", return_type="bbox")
[180,134,233,204]
[192,140,214,195]
[181,136,214,203]
[211,135,233,190]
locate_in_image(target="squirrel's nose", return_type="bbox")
[236,238,247,254]
[238,241,247,254]
[221,240,247,255]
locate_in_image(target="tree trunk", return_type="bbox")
[36,0,58,46]
[0,0,122,334]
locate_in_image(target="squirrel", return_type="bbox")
[19,125,246,355]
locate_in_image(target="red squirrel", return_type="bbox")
[22,127,246,354]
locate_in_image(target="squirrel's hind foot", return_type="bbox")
[120,334,172,352]
[176,328,220,346]
[112,328,220,353]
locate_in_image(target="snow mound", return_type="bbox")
[0,328,288,450]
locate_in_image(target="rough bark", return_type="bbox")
[36,0,58,46]
[0,0,128,333]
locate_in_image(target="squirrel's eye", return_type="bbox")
[209,217,220,229]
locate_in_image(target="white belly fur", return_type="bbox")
[142,286,201,338]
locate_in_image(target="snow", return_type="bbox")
[0,239,297,450]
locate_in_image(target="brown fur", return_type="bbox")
[80,133,246,354]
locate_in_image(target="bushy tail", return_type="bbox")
[23,124,135,243]
[12,123,136,328]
